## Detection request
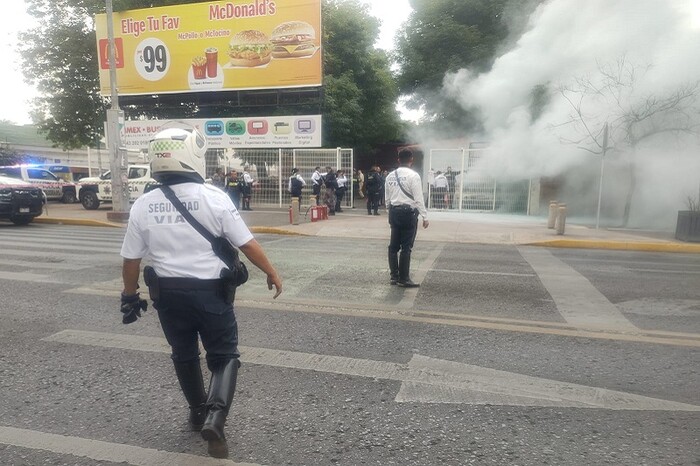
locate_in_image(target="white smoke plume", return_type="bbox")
[440,0,700,227]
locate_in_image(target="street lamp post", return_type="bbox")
[105,0,130,222]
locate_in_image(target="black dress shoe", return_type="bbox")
[397,279,419,288]
[390,279,397,285]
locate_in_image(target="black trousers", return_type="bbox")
[227,191,240,210]
[335,187,346,211]
[154,284,239,371]
[367,192,381,213]
[388,206,418,255]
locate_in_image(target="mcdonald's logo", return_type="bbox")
[98,38,124,69]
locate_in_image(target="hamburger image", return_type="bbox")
[228,30,272,67]
[270,21,317,59]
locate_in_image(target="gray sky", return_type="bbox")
[0,0,414,125]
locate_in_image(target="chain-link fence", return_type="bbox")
[206,147,353,208]
[428,145,531,213]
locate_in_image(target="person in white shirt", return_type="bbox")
[384,149,429,287]
[241,166,254,211]
[311,166,323,205]
[120,127,282,459]
[335,169,348,212]
[288,167,306,208]
[432,170,449,209]
[357,169,365,198]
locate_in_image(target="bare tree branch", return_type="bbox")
[554,57,700,226]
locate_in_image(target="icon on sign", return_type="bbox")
[226,120,246,135]
[248,120,268,135]
[295,119,315,134]
[205,120,224,136]
[99,38,124,69]
[272,122,291,135]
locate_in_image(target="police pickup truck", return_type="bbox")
[0,175,45,225]
[0,165,77,203]
[78,165,156,210]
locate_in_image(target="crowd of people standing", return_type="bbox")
[210,163,440,215]
[211,167,255,211]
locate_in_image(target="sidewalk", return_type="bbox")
[33,203,700,253]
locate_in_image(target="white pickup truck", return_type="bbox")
[0,165,77,203]
[78,164,156,210]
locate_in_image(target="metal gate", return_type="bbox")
[428,144,530,213]
[207,148,354,208]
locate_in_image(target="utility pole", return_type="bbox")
[595,122,609,230]
[105,0,130,222]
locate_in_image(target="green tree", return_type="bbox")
[19,0,402,152]
[393,0,542,133]
[0,145,27,166]
[322,0,402,151]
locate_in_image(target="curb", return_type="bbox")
[35,217,312,236]
[249,226,310,236]
[34,217,125,228]
[31,217,698,252]
[529,239,700,254]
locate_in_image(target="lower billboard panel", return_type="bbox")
[122,115,322,149]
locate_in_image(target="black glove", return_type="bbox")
[120,292,148,324]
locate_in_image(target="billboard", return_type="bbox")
[95,0,322,96]
[122,115,322,149]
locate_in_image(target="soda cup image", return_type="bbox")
[205,47,218,78]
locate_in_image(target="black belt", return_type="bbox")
[158,277,223,290]
[392,204,415,211]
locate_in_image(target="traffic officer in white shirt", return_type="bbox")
[335,169,348,212]
[241,166,254,210]
[384,149,429,287]
[311,166,323,205]
[120,127,282,459]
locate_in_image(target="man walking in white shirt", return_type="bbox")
[384,149,429,287]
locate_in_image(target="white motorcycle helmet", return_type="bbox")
[149,127,207,182]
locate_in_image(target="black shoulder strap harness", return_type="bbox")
[394,168,414,200]
[160,185,218,245]
[159,185,249,291]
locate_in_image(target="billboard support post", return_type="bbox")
[105,0,130,222]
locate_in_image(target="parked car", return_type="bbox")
[0,165,77,203]
[78,164,156,210]
[0,175,45,225]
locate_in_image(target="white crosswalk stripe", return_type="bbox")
[0,425,261,466]
[0,224,125,283]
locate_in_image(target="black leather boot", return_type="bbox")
[397,251,419,288]
[173,360,207,431]
[201,358,240,459]
[388,250,399,285]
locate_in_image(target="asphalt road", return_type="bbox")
[0,223,698,465]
